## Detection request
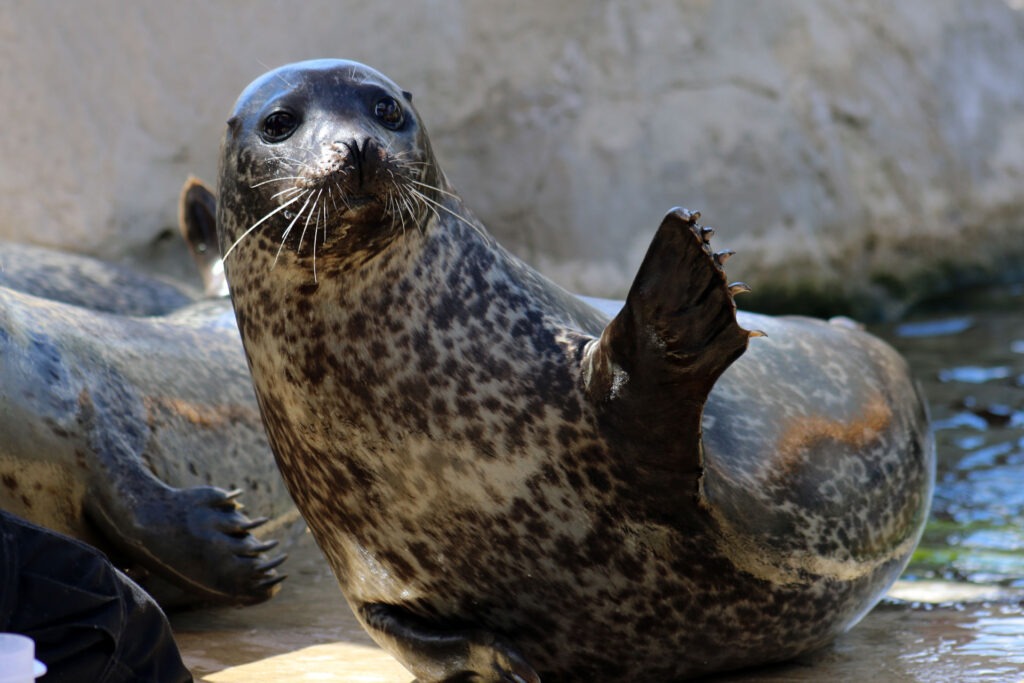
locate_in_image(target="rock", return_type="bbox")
[1,0,1022,318]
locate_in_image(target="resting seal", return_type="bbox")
[0,182,294,607]
[217,59,934,681]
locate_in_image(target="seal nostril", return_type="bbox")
[358,138,378,162]
[337,139,380,187]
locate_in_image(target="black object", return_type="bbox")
[0,509,192,682]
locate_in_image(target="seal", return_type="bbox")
[0,181,295,608]
[217,59,935,681]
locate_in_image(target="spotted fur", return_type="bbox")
[218,59,934,682]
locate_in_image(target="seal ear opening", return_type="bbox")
[401,90,413,103]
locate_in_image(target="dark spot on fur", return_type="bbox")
[408,542,439,573]
[303,340,329,386]
[260,289,280,317]
[556,425,578,447]
[585,466,612,493]
[347,312,368,338]
[379,549,418,582]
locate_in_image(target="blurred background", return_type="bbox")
[1,0,1022,320]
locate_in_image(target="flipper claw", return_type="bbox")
[714,249,736,266]
[255,553,288,572]
[678,208,701,225]
[240,515,271,531]
[255,574,288,591]
[246,538,280,555]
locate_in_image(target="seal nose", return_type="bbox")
[342,138,380,188]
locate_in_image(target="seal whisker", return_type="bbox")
[410,189,441,231]
[391,190,403,236]
[409,179,462,201]
[273,192,315,267]
[313,199,329,282]
[223,190,309,261]
[408,188,486,239]
[271,185,304,200]
[296,189,323,255]
[394,180,419,234]
[251,176,306,189]
[265,155,314,171]
[335,182,353,211]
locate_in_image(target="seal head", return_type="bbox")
[219,59,443,276]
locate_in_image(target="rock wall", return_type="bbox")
[1,0,1022,318]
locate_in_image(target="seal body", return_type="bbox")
[218,59,934,681]
[0,197,293,607]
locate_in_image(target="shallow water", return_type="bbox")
[878,286,1024,590]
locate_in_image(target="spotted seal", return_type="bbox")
[0,181,295,607]
[217,59,935,681]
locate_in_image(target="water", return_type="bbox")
[877,286,1024,590]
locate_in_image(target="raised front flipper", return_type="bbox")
[360,604,539,683]
[582,208,755,524]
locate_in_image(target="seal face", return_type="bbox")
[219,60,443,280]
[218,59,935,681]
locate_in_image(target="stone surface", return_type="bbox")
[2,1,1023,317]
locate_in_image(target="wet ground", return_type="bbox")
[173,286,1024,682]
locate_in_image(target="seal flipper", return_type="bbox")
[360,604,540,683]
[583,208,752,523]
[76,369,286,606]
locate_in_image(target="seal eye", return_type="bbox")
[261,110,299,143]
[374,97,404,129]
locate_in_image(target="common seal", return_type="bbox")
[0,181,295,607]
[217,59,934,681]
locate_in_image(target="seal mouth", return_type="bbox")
[295,139,380,192]
[341,194,377,209]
